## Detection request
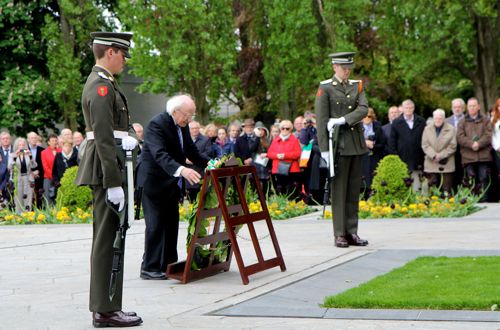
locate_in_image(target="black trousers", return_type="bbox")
[141,185,180,272]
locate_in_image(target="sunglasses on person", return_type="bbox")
[280,127,292,131]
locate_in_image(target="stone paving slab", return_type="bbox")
[212,249,500,322]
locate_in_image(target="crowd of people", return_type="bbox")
[180,96,500,204]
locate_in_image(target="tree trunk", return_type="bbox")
[472,11,499,112]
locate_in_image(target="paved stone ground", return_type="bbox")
[0,204,499,329]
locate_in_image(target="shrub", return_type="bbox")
[55,166,92,212]
[371,155,409,204]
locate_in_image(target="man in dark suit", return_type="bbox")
[381,106,400,154]
[186,120,213,201]
[140,94,209,280]
[234,118,259,165]
[0,132,13,208]
[389,99,426,192]
[27,132,45,208]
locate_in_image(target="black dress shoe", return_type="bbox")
[140,270,167,280]
[93,311,142,328]
[335,236,349,248]
[346,233,369,246]
[94,311,137,318]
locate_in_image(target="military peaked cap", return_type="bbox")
[91,32,133,58]
[329,51,355,69]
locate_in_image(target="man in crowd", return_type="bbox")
[227,122,240,153]
[132,123,144,150]
[389,99,426,192]
[381,105,400,142]
[75,31,142,327]
[73,131,84,151]
[234,118,259,166]
[456,97,493,201]
[0,132,13,207]
[186,120,213,201]
[293,116,304,138]
[446,98,466,189]
[140,94,209,281]
[315,51,369,248]
[27,132,45,208]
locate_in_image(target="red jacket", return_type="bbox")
[267,134,302,174]
[41,147,61,180]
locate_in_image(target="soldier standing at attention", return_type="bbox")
[315,52,369,248]
[75,32,142,327]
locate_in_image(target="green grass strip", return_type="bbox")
[323,256,500,311]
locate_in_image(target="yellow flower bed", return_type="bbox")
[0,206,93,225]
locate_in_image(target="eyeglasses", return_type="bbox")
[176,109,196,120]
[281,127,292,131]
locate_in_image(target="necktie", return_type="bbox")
[176,125,184,190]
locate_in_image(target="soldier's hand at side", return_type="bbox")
[107,186,125,211]
[181,168,201,185]
[321,151,329,167]
[327,117,346,131]
[122,136,138,151]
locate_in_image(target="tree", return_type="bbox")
[0,0,59,136]
[42,0,114,131]
[118,0,238,123]
[373,0,499,113]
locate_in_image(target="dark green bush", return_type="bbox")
[56,166,92,211]
[371,155,409,204]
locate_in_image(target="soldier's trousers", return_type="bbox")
[89,185,124,313]
[331,154,362,236]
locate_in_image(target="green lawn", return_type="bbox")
[323,256,500,311]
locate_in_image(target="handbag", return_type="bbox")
[277,161,292,176]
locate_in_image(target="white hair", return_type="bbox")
[451,98,465,106]
[402,99,414,107]
[433,108,446,118]
[166,94,193,115]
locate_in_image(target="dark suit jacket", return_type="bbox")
[29,145,45,185]
[234,134,259,162]
[52,151,78,186]
[139,112,209,197]
[389,115,426,171]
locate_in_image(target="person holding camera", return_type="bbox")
[421,109,457,193]
[8,137,38,213]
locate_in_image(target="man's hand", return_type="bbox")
[181,167,202,185]
[321,151,329,167]
[244,158,253,165]
[327,117,346,131]
[185,159,193,165]
[122,136,138,151]
[365,140,374,149]
[107,186,125,211]
[472,141,479,151]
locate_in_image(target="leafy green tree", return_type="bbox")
[0,0,59,136]
[372,0,499,113]
[42,0,115,131]
[118,0,238,123]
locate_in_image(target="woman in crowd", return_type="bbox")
[421,109,457,193]
[267,120,302,199]
[52,139,78,195]
[204,123,218,144]
[253,122,271,194]
[8,137,37,213]
[270,124,280,141]
[360,108,386,199]
[213,127,232,157]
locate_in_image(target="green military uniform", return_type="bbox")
[315,55,368,241]
[75,37,133,313]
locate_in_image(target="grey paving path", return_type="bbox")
[212,249,500,322]
[0,203,499,329]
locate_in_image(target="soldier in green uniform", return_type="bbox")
[315,52,369,248]
[75,32,142,327]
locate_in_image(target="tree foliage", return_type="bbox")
[118,0,238,123]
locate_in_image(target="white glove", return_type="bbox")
[321,151,329,168]
[327,117,346,131]
[122,136,138,151]
[107,186,125,211]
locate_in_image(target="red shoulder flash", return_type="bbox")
[97,85,108,97]
[316,89,323,97]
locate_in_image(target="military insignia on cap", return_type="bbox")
[97,86,108,97]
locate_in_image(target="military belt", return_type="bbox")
[86,131,128,140]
